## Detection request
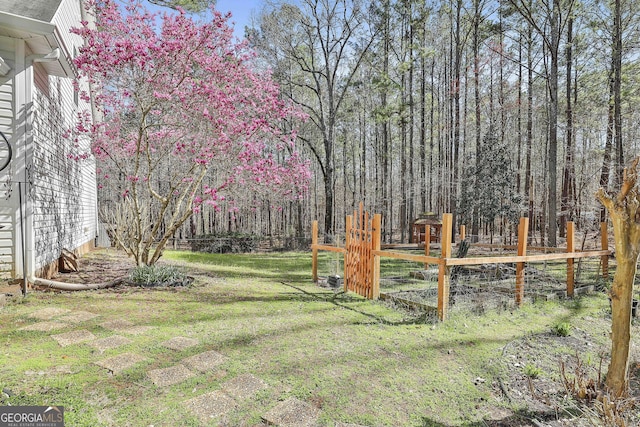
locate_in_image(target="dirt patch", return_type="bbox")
[494,327,640,426]
[48,248,133,285]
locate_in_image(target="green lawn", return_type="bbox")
[0,249,630,426]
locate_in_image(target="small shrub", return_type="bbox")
[552,321,572,337]
[523,364,542,379]
[128,265,190,287]
[190,233,259,253]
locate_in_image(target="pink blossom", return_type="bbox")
[70,0,310,245]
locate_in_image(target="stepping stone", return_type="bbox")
[161,336,199,351]
[19,321,69,332]
[262,397,320,427]
[100,320,153,335]
[120,325,154,335]
[221,374,268,400]
[184,390,237,423]
[89,335,133,352]
[182,350,226,373]
[99,319,133,331]
[28,307,70,320]
[147,364,195,387]
[58,311,99,323]
[95,353,146,374]
[50,329,96,347]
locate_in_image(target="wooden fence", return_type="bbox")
[312,212,611,321]
[312,204,381,299]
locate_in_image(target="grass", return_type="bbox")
[551,321,572,337]
[0,249,625,426]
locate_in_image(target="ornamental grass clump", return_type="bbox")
[128,265,191,287]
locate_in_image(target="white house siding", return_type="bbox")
[0,0,98,279]
[21,0,97,276]
[31,58,96,272]
[0,35,15,277]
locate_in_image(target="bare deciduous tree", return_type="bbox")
[253,0,376,240]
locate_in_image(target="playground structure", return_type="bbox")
[311,204,611,321]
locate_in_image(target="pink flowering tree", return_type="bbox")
[72,0,310,266]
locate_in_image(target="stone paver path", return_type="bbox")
[18,307,340,426]
[119,325,154,335]
[51,329,96,347]
[100,319,154,335]
[262,397,321,427]
[221,374,268,400]
[89,335,133,352]
[183,390,238,424]
[182,349,226,372]
[99,319,134,331]
[21,309,98,333]
[147,364,195,387]
[19,321,69,332]
[95,353,147,374]
[161,336,199,351]
[58,310,99,323]
[28,307,71,320]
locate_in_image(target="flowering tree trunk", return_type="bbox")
[596,156,640,397]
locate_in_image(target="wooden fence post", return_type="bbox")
[515,217,529,306]
[460,225,466,241]
[567,221,575,297]
[438,213,453,321]
[344,215,352,292]
[312,220,318,283]
[601,221,609,279]
[424,224,431,269]
[361,209,369,297]
[371,213,382,299]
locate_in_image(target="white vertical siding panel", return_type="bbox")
[30,0,97,271]
[0,38,15,276]
[52,0,84,63]
[32,76,96,270]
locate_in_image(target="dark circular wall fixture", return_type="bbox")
[0,131,11,172]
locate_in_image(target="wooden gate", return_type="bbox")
[344,205,381,299]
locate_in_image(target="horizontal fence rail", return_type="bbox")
[312,211,611,321]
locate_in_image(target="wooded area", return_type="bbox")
[162,0,639,247]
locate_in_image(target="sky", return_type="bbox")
[215,0,263,37]
[141,0,265,39]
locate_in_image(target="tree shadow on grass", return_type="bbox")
[279,281,439,326]
[420,408,575,426]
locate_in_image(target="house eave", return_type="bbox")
[0,10,74,78]
[0,10,55,36]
